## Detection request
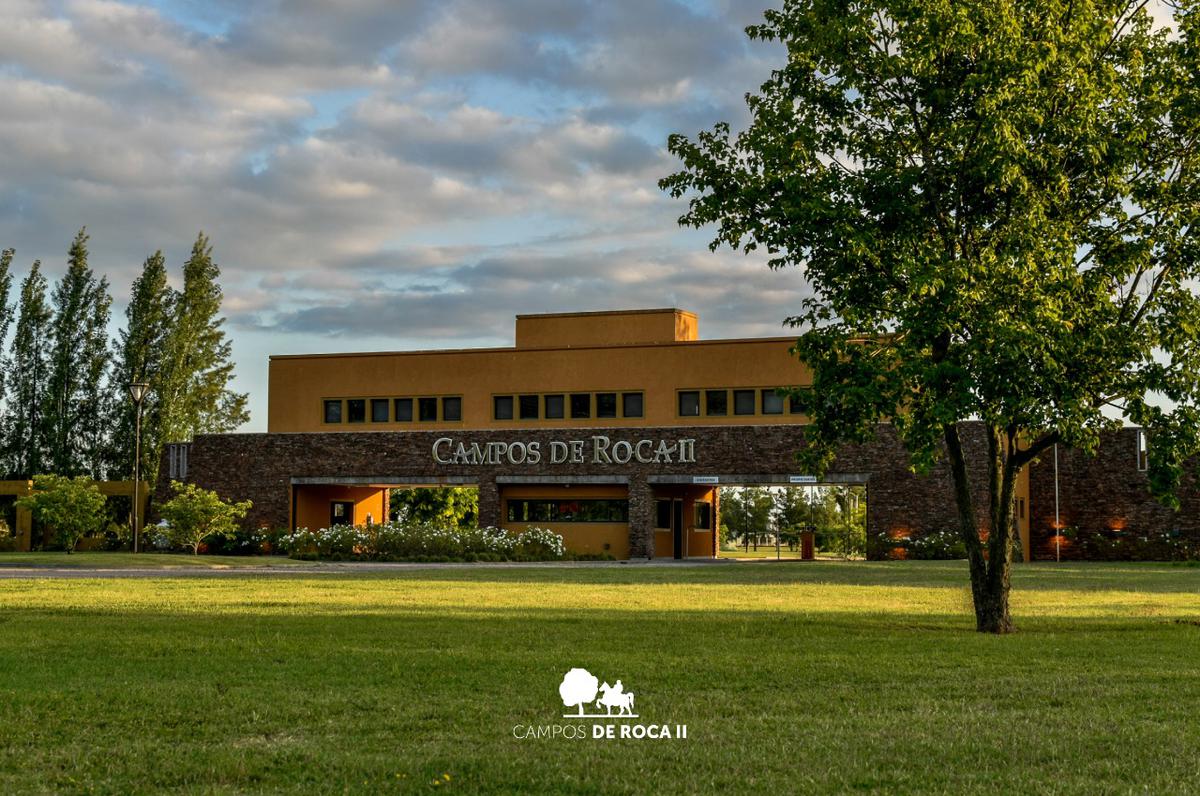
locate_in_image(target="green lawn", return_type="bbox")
[0,561,1196,794]
[0,552,321,570]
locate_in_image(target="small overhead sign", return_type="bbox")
[692,476,720,485]
[789,475,818,484]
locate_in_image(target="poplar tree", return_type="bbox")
[159,233,249,444]
[5,261,53,478]
[108,251,173,485]
[43,228,113,477]
[0,249,17,410]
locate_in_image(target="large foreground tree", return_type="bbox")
[662,1,1200,632]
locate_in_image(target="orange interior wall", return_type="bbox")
[294,485,387,531]
[650,485,716,559]
[499,483,630,559]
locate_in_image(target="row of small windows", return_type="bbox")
[494,392,643,421]
[677,388,802,418]
[506,499,630,523]
[324,396,462,424]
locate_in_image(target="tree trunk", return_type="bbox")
[943,423,1016,634]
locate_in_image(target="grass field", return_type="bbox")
[0,559,1196,794]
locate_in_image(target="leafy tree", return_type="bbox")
[16,474,107,552]
[388,487,478,528]
[159,234,249,445]
[662,1,1200,632]
[44,228,112,477]
[718,487,775,550]
[108,252,173,486]
[5,261,53,478]
[0,249,17,411]
[158,481,252,555]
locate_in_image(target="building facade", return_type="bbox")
[158,309,1199,561]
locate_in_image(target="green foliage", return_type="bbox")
[107,251,173,485]
[159,234,249,444]
[388,486,478,528]
[718,487,775,545]
[281,522,565,562]
[4,261,52,478]
[663,1,1200,631]
[16,474,107,552]
[158,481,251,555]
[44,228,112,478]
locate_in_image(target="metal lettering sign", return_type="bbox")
[692,476,719,485]
[789,475,818,484]
[432,435,697,466]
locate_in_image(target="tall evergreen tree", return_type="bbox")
[0,249,17,411]
[5,261,52,478]
[108,251,173,485]
[43,228,113,477]
[159,233,249,444]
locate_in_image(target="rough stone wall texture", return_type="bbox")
[1027,428,1200,560]
[156,422,1199,561]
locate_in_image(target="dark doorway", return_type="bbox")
[330,501,354,527]
[672,498,684,559]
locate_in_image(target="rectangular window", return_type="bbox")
[789,394,804,414]
[596,392,617,418]
[695,501,712,530]
[733,390,756,415]
[1018,498,1026,520]
[1137,429,1149,472]
[655,499,672,529]
[570,393,591,419]
[494,395,514,420]
[506,499,629,523]
[370,398,389,423]
[545,394,565,419]
[678,391,700,417]
[347,399,366,423]
[323,399,342,424]
[394,398,413,422]
[762,390,784,415]
[519,394,539,420]
[705,389,727,416]
[418,397,438,422]
[622,392,643,418]
[442,396,462,422]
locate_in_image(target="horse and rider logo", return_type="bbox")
[558,668,638,718]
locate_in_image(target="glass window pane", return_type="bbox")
[570,393,591,419]
[656,500,672,529]
[394,398,413,422]
[347,399,366,423]
[596,393,617,418]
[622,392,643,418]
[545,394,565,419]
[371,399,389,422]
[705,390,727,416]
[442,396,462,421]
[494,395,514,420]
[762,390,784,415]
[733,390,755,415]
[324,399,342,423]
[418,397,437,422]
[678,391,700,417]
[519,394,539,420]
[695,502,712,529]
[789,394,803,414]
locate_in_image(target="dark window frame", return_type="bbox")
[570,393,591,419]
[418,397,438,422]
[506,498,630,524]
[394,397,413,422]
[678,390,700,417]
[761,389,784,415]
[370,398,390,423]
[323,399,343,424]
[622,392,643,418]
[442,396,462,422]
[705,389,728,416]
[346,399,366,423]
[695,501,712,530]
[519,394,540,420]
[494,395,514,420]
[733,389,756,416]
[544,394,565,419]
[596,392,617,419]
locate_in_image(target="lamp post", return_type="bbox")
[128,382,150,553]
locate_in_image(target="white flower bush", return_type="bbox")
[277,521,567,561]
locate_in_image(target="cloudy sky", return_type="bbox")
[0,0,816,429]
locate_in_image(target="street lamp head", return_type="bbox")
[128,382,150,404]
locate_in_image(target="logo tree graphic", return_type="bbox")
[558,668,599,717]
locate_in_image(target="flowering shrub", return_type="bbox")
[277,521,566,562]
[903,529,968,560]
